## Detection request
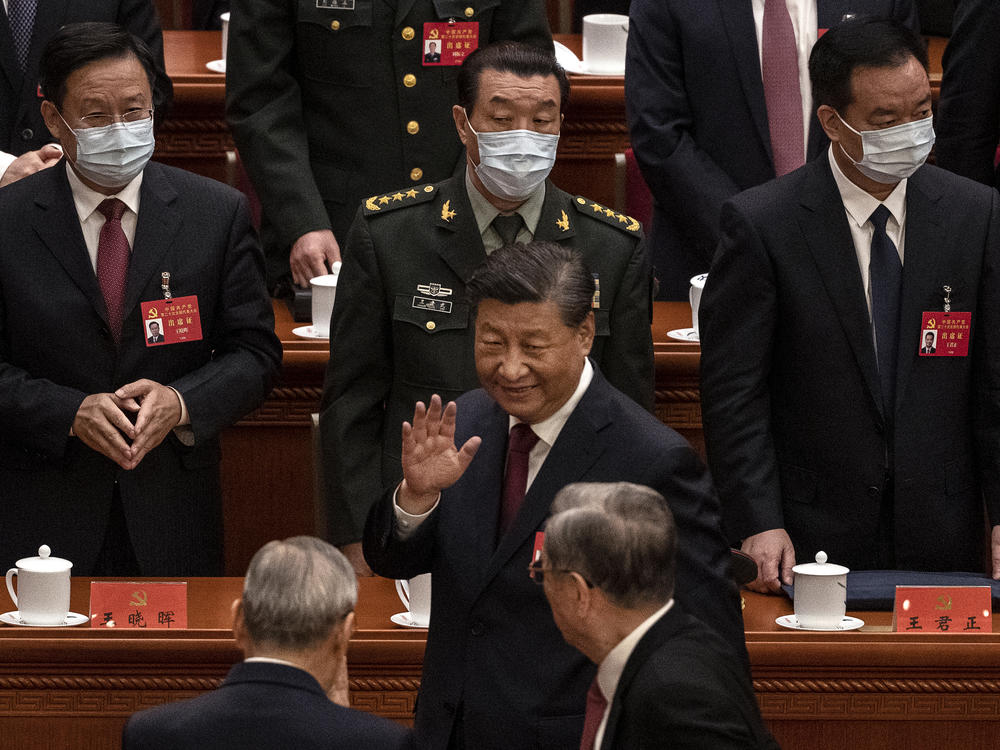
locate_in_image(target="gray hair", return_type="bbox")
[465,240,594,327]
[241,536,357,650]
[545,482,676,609]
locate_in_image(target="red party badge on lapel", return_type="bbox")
[919,311,970,357]
[422,22,479,66]
[140,296,203,347]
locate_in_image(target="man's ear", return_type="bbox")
[816,104,843,144]
[578,311,595,357]
[453,105,471,148]
[41,100,64,141]
[231,598,251,652]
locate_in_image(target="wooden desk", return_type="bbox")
[5,578,999,749]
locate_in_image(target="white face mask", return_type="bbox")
[61,113,155,188]
[465,111,559,201]
[836,113,935,184]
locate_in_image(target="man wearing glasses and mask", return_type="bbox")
[0,23,281,577]
[320,41,654,575]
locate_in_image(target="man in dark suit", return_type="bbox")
[0,23,281,576]
[540,482,776,750]
[364,241,741,750]
[145,320,164,344]
[424,41,441,63]
[700,18,1000,593]
[122,536,411,750]
[625,0,918,299]
[935,0,1000,190]
[225,0,551,292]
[0,0,171,187]
[920,331,936,354]
[322,42,653,573]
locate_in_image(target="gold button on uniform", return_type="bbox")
[403,73,416,87]
[410,167,423,181]
[426,321,436,330]
[406,120,420,134]
[464,6,474,16]
[330,20,340,30]
[401,26,415,40]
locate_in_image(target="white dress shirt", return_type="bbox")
[752,0,818,162]
[395,358,595,535]
[593,599,675,749]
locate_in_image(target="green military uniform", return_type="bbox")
[225,0,552,288]
[319,175,654,544]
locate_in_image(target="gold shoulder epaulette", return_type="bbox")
[572,196,641,234]
[364,184,437,216]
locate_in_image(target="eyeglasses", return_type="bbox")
[76,108,154,129]
[527,558,593,587]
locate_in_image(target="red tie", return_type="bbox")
[579,678,608,750]
[96,198,131,343]
[762,0,805,175]
[498,423,540,536]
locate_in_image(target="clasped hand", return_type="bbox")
[72,379,181,470]
[398,394,481,514]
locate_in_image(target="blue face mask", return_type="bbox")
[61,114,155,188]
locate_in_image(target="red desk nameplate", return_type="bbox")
[893,586,991,633]
[89,581,188,629]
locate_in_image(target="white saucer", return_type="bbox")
[775,614,864,631]
[206,59,226,74]
[292,325,329,340]
[666,327,700,343]
[390,611,428,629]
[0,611,89,627]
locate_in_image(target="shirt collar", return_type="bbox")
[465,166,545,236]
[244,656,304,669]
[65,160,143,225]
[596,599,674,705]
[508,358,593,447]
[827,144,907,230]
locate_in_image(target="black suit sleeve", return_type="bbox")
[974,189,1000,525]
[363,486,439,580]
[935,0,1000,187]
[699,198,784,543]
[624,0,743,262]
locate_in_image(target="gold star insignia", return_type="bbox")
[365,195,381,211]
[626,217,640,231]
[556,210,570,232]
[379,195,390,205]
[441,199,456,222]
[591,203,603,213]
[392,192,404,201]
[617,213,628,223]
[406,189,418,198]
[604,208,616,218]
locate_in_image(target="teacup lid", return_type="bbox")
[792,550,849,576]
[15,545,73,572]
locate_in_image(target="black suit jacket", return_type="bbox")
[935,0,1000,189]
[600,604,776,750]
[700,152,1000,572]
[321,176,654,545]
[0,0,172,156]
[0,161,281,575]
[364,367,742,750]
[625,0,918,299]
[122,661,411,750]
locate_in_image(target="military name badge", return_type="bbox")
[919,312,970,357]
[317,0,354,8]
[140,296,204,347]
[422,22,479,66]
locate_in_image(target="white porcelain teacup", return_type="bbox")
[792,551,849,629]
[395,573,431,627]
[5,545,72,626]
[688,273,708,336]
[582,14,629,74]
[310,262,341,337]
[221,12,231,63]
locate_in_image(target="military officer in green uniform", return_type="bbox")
[320,42,654,571]
[225,0,552,292]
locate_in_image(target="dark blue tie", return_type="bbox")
[7,0,37,72]
[869,205,902,416]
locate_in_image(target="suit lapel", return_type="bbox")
[798,155,884,422]
[122,164,182,325]
[483,368,612,586]
[0,7,21,93]
[468,402,510,572]
[394,0,420,28]
[599,607,686,750]
[533,183,578,243]
[893,170,945,414]
[17,0,68,104]
[718,0,772,165]
[31,165,110,327]
[433,178,489,282]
